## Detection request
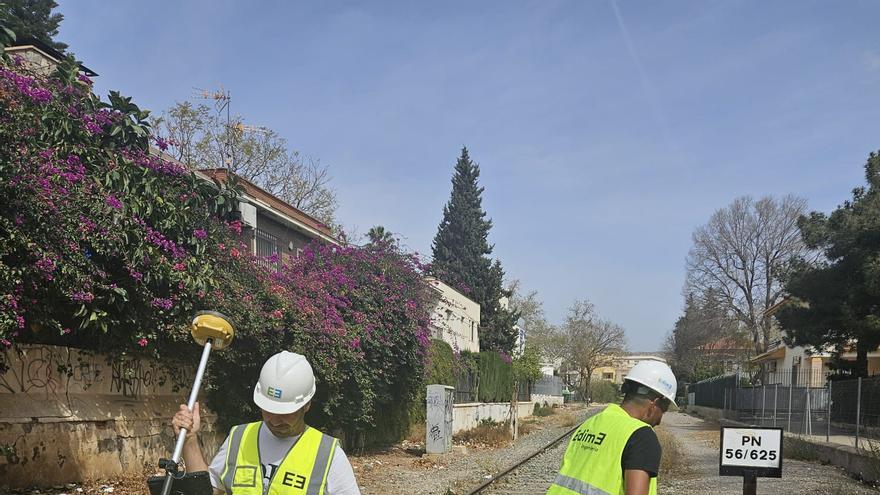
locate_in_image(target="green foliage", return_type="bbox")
[430,147,518,352]
[666,291,750,384]
[778,152,880,376]
[0,7,17,53]
[425,338,457,386]
[513,343,543,384]
[590,380,620,404]
[3,0,67,52]
[477,350,513,402]
[533,402,555,417]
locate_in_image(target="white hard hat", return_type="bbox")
[624,360,677,405]
[253,351,316,414]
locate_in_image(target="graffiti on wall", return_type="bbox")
[1,344,178,398]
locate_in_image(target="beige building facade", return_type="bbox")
[427,277,480,353]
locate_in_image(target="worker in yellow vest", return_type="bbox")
[171,351,360,494]
[547,360,677,495]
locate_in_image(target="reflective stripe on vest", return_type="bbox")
[547,404,657,495]
[550,474,612,495]
[218,422,337,495]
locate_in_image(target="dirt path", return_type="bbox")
[658,412,878,494]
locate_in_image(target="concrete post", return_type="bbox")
[805,388,812,437]
[426,384,454,454]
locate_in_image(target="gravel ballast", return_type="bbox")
[658,411,879,494]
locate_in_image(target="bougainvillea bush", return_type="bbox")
[205,241,436,441]
[0,55,239,355]
[0,48,435,443]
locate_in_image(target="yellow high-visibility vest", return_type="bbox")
[219,422,337,495]
[547,404,658,495]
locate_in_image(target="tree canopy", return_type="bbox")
[3,0,68,52]
[778,152,880,376]
[154,101,338,228]
[686,195,808,354]
[431,147,518,352]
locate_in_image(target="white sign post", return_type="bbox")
[719,427,783,495]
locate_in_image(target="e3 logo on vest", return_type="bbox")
[267,387,283,398]
[281,471,307,489]
[573,428,606,446]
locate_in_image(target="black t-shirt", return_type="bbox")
[620,426,662,478]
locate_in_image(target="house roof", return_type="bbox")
[7,36,97,76]
[198,168,337,242]
[750,345,786,364]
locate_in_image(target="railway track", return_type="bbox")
[463,408,598,495]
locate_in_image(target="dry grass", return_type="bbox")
[656,427,690,479]
[407,422,426,444]
[519,418,540,436]
[557,411,580,428]
[454,420,512,448]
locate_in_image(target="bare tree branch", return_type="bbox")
[685,195,808,354]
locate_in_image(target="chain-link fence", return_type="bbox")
[694,371,880,449]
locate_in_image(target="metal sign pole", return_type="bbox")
[774,384,778,427]
[856,377,862,450]
[788,384,793,432]
[762,386,766,425]
[743,470,757,495]
[826,379,832,443]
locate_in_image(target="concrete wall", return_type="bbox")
[686,405,725,422]
[452,401,533,434]
[0,344,223,490]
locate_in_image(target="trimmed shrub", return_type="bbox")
[478,351,513,403]
[590,380,620,404]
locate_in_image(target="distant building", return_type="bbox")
[595,353,668,384]
[427,277,480,353]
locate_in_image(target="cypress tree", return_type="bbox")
[431,147,518,352]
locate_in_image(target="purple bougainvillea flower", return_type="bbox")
[105,195,122,209]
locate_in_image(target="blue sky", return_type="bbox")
[57,1,879,351]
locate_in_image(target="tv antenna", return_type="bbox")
[193,86,271,170]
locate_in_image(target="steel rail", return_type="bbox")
[464,421,583,495]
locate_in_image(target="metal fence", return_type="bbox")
[455,372,477,403]
[452,371,532,404]
[694,370,880,450]
[533,375,564,396]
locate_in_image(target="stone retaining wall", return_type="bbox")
[0,344,223,490]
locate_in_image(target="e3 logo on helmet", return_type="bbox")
[267,386,283,399]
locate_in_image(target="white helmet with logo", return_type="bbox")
[624,359,677,405]
[253,351,316,414]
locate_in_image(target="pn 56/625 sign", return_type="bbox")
[719,427,783,478]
